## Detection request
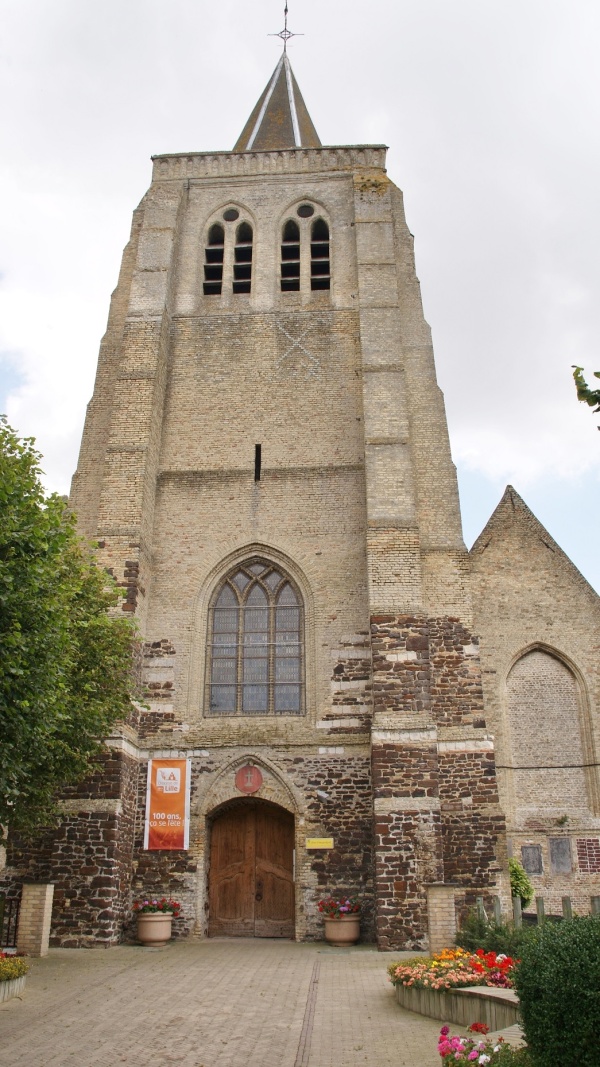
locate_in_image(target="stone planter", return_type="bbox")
[323,913,361,947]
[395,983,520,1031]
[0,976,27,1003]
[136,912,173,947]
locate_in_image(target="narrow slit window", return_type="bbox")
[281,220,300,292]
[203,223,224,295]
[233,222,253,294]
[310,218,330,291]
[254,444,262,482]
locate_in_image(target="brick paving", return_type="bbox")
[0,940,453,1067]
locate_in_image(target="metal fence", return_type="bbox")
[0,893,21,949]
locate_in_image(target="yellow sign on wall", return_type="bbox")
[305,837,334,849]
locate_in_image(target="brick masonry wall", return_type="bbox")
[506,650,591,814]
[471,487,600,906]
[126,747,374,942]
[371,614,506,950]
[3,750,140,947]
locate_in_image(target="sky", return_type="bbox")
[1,0,599,592]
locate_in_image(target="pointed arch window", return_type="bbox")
[233,222,253,294]
[281,220,300,291]
[280,208,331,293]
[203,223,225,295]
[207,560,304,716]
[310,218,330,290]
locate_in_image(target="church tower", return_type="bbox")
[4,25,599,953]
[65,47,510,948]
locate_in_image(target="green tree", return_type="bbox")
[0,417,137,836]
[509,857,534,908]
[572,366,600,429]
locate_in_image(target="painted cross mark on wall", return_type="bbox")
[275,319,323,378]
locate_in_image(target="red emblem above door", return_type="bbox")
[235,764,263,794]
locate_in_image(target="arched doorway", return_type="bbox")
[208,799,295,937]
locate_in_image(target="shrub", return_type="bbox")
[513,915,600,1067]
[0,955,29,982]
[509,858,534,907]
[456,908,538,957]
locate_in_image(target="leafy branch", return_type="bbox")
[572,365,600,429]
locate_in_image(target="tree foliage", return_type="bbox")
[0,418,137,836]
[509,857,534,907]
[572,366,600,429]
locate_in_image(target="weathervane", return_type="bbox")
[269,3,302,51]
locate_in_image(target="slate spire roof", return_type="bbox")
[233,53,321,152]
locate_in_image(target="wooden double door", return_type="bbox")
[208,800,295,938]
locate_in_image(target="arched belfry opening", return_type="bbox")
[208,797,295,937]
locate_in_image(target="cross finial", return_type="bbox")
[269,3,303,52]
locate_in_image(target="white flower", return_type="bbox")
[478,1057,491,1065]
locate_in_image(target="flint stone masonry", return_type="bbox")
[4,62,599,949]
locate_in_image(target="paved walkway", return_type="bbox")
[0,939,454,1067]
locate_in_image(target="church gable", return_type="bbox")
[470,486,600,915]
[471,484,600,613]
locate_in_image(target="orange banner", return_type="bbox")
[144,759,190,850]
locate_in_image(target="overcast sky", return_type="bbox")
[1,0,599,591]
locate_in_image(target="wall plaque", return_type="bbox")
[305,838,334,849]
[235,764,263,794]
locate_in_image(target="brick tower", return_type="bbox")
[13,48,600,951]
[66,50,508,947]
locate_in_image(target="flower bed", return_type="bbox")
[388,947,517,992]
[438,1024,529,1065]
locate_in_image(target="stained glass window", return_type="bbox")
[207,561,304,716]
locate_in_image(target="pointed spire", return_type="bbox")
[233,53,321,152]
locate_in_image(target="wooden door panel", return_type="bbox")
[255,805,295,937]
[209,801,295,938]
[208,806,255,936]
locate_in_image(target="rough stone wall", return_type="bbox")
[471,486,600,912]
[2,750,140,947]
[371,615,507,950]
[126,747,374,943]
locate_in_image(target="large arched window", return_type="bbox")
[207,559,304,716]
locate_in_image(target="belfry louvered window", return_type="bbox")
[310,219,330,290]
[203,223,224,295]
[207,560,304,716]
[281,220,300,291]
[233,222,253,294]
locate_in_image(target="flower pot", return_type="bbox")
[323,913,360,947]
[0,976,26,1002]
[136,912,173,947]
